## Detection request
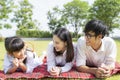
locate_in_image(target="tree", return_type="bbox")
[47,7,68,33]
[62,0,89,38]
[47,0,89,37]
[89,0,120,32]
[12,0,39,30]
[0,0,14,29]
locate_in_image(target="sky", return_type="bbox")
[0,0,95,37]
[29,0,94,31]
[0,0,120,37]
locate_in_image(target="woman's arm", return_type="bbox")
[60,62,73,73]
[47,42,56,72]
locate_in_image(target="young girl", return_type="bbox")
[3,36,42,74]
[47,28,76,76]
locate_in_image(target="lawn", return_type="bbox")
[0,39,120,80]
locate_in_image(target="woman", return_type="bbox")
[47,28,76,76]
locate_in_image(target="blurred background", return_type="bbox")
[0,0,120,79]
[0,0,120,38]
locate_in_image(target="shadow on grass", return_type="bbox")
[0,59,4,61]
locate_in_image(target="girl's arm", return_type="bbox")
[6,58,19,74]
[6,66,18,74]
[19,62,27,72]
[18,55,27,72]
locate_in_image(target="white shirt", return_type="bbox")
[76,37,117,68]
[3,50,42,74]
[47,41,76,73]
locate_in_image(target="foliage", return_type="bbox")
[12,0,39,30]
[47,7,67,33]
[16,29,52,38]
[62,0,89,38]
[89,0,120,32]
[0,0,14,29]
[47,0,89,38]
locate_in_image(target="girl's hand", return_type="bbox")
[19,55,27,63]
[19,62,25,67]
[18,55,26,68]
[19,61,27,72]
[13,58,19,67]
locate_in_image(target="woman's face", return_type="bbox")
[53,35,67,52]
[13,47,26,59]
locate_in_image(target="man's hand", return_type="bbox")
[95,67,105,78]
[99,64,111,78]
[95,67,111,78]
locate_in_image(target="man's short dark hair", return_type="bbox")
[84,19,108,38]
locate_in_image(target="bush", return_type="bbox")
[16,29,52,38]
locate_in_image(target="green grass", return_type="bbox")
[0,39,120,80]
[0,40,51,69]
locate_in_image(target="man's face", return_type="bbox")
[85,31,102,47]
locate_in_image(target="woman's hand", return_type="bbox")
[49,67,61,76]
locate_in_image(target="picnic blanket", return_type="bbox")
[0,62,120,79]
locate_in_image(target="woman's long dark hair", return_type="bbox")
[53,28,74,62]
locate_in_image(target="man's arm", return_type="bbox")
[77,65,106,78]
[77,65,97,74]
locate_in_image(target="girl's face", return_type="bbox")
[13,47,26,59]
[53,35,67,52]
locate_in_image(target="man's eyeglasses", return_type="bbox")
[85,33,96,39]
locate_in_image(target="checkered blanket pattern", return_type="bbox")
[0,62,120,79]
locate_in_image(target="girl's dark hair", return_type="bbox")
[53,28,74,62]
[5,36,24,54]
[84,19,109,38]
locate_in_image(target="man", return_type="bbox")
[76,20,117,78]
